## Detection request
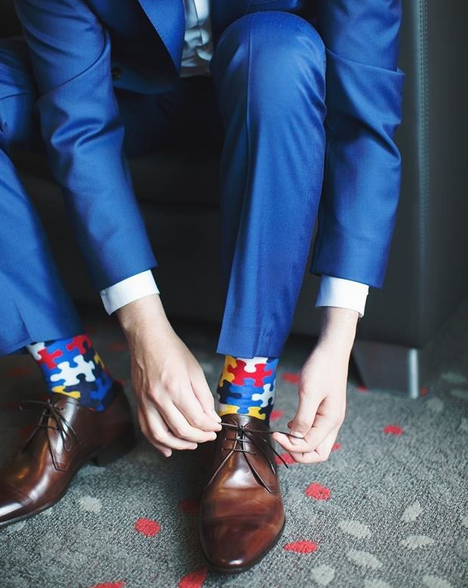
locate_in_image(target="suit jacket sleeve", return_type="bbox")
[310,0,405,289]
[14,0,157,290]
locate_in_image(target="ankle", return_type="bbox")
[216,355,279,423]
[27,334,116,411]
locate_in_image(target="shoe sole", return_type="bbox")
[0,429,136,530]
[202,518,286,575]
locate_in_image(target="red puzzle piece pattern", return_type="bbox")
[227,360,273,387]
[66,334,92,355]
[37,348,63,369]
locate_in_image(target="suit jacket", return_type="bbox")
[14,0,404,291]
[92,0,312,95]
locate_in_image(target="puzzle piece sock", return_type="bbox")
[26,334,117,411]
[216,355,279,424]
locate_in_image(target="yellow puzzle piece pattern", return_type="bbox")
[51,385,81,399]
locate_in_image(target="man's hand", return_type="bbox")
[117,294,222,458]
[272,307,359,464]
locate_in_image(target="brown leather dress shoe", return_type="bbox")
[199,413,293,574]
[0,383,136,528]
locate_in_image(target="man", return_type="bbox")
[0,0,404,573]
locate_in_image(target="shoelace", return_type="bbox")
[19,399,81,469]
[204,421,302,492]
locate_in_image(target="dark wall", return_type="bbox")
[0,1,21,37]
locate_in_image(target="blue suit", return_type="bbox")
[0,0,404,357]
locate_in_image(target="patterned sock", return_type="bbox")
[27,334,117,411]
[216,355,279,424]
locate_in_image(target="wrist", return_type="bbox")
[116,293,169,337]
[316,307,358,353]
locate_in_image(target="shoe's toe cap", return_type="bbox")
[0,481,32,526]
[200,517,284,572]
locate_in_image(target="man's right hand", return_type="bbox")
[117,294,222,457]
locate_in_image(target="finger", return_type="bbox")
[159,401,219,443]
[272,410,330,453]
[153,441,173,457]
[141,398,199,451]
[136,407,172,457]
[289,391,343,452]
[287,426,339,464]
[190,369,222,423]
[173,388,222,433]
[314,426,340,460]
[273,431,310,453]
[288,389,323,446]
[273,415,333,455]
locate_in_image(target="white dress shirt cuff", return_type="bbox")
[100,270,160,315]
[315,275,369,318]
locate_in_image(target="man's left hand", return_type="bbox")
[272,307,359,464]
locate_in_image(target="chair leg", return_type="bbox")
[352,340,422,399]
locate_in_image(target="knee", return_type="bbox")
[212,12,326,123]
[212,11,326,113]
[213,11,326,82]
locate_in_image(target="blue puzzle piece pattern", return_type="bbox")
[31,336,115,411]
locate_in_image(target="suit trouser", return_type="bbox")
[0,12,328,358]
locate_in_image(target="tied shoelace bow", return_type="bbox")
[19,399,81,470]
[204,421,303,492]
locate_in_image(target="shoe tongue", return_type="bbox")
[208,413,278,493]
[38,396,83,468]
[48,393,83,418]
[221,413,269,431]
[24,396,80,448]
[49,394,80,408]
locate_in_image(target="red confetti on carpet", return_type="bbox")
[282,372,300,384]
[383,424,404,435]
[284,540,318,554]
[275,452,295,466]
[178,568,208,588]
[332,442,342,451]
[88,583,125,588]
[305,482,331,501]
[356,385,369,393]
[270,409,284,421]
[134,517,160,537]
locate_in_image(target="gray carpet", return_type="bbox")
[0,302,467,588]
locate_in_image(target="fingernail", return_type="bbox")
[213,413,222,422]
